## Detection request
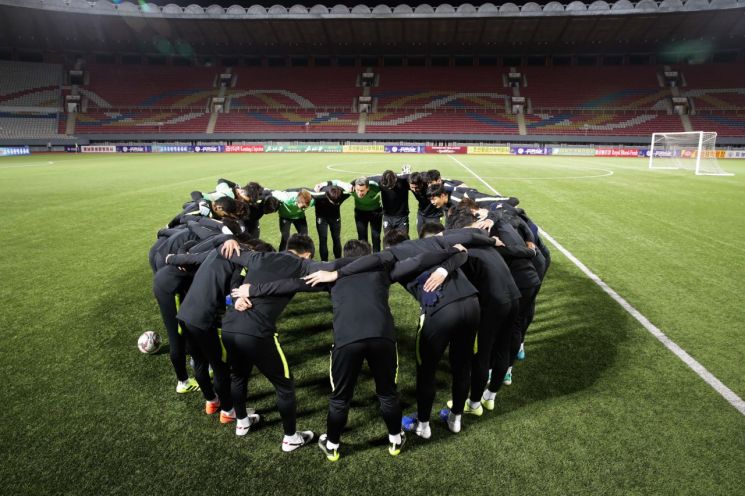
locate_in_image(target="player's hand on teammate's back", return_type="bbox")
[423,271,446,292]
[231,284,250,299]
[303,270,338,287]
[221,239,240,258]
[234,297,252,311]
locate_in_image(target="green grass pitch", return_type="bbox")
[1,152,744,495]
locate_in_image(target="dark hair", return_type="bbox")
[380,170,397,190]
[426,169,441,183]
[287,233,315,258]
[409,172,426,192]
[342,239,372,258]
[262,196,280,214]
[247,239,275,253]
[419,222,445,238]
[243,182,265,204]
[426,182,447,199]
[383,229,409,248]
[458,197,479,211]
[445,207,477,230]
[213,196,238,215]
[325,185,344,205]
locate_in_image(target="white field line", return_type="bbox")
[447,154,745,416]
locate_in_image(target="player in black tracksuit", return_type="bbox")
[221,235,331,451]
[368,170,411,235]
[242,240,464,459]
[439,211,522,411]
[320,229,494,437]
[310,185,350,261]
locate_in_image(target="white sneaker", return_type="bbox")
[235,413,260,436]
[282,430,315,452]
[414,421,431,439]
[447,412,461,433]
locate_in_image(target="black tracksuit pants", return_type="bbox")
[221,331,297,435]
[180,322,233,412]
[506,286,540,370]
[316,216,342,261]
[327,338,401,444]
[354,208,383,252]
[152,265,193,382]
[471,299,518,399]
[279,217,308,252]
[416,296,480,422]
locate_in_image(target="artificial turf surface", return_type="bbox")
[1,152,744,495]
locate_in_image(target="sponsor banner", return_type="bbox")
[154,145,194,153]
[725,150,745,159]
[595,148,640,158]
[225,144,265,153]
[116,145,152,153]
[0,146,30,157]
[81,145,116,153]
[343,144,385,153]
[511,146,550,156]
[551,147,596,157]
[467,146,511,155]
[64,145,79,153]
[265,144,343,153]
[194,145,224,153]
[384,145,425,154]
[425,146,467,154]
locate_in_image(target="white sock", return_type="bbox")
[448,412,461,423]
[207,397,219,405]
[326,440,340,450]
[507,366,513,374]
[417,421,430,430]
[468,400,481,410]
[389,433,402,444]
[236,417,250,428]
[483,390,496,401]
[222,408,235,417]
[284,433,301,443]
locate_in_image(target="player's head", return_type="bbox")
[427,183,449,208]
[426,169,442,185]
[287,233,315,259]
[383,229,409,248]
[296,190,312,209]
[212,196,238,218]
[325,185,345,205]
[380,170,397,191]
[419,222,445,239]
[353,177,370,198]
[263,196,280,214]
[408,172,426,193]
[458,197,479,213]
[342,239,372,258]
[446,205,479,230]
[242,238,275,252]
[242,182,264,204]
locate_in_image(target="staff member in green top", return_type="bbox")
[271,189,314,251]
[329,177,384,252]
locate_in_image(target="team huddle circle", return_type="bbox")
[148,167,550,459]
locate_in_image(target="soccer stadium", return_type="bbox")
[1,0,744,494]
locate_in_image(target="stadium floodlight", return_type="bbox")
[648,131,733,176]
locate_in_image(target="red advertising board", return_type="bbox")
[595,148,639,157]
[225,145,265,153]
[425,146,467,154]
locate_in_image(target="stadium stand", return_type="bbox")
[229,67,359,109]
[366,112,519,134]
[0,61,63,107]
[74,110,211,134]
[214,110,359,133]
[524,112,685,136]
[0,112,59,137]
[679,63,745,110]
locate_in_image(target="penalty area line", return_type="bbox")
[447,154,745,416]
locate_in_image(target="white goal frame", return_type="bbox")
[648,131,733,176]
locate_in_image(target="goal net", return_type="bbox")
[648,131,733,176]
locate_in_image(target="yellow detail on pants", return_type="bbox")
[329,348,335,392]
[175,294,183,336]
[416,313,425,366]
[217,328,227,363]
[473,331,479,355]
[240,268,247,277]
[273,333,290,379]
[394,343,399,385]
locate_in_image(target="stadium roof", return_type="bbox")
[0,0,743,56]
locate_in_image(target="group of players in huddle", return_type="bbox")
[147,167,550,460]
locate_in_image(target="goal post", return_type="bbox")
[648,131,733,176]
